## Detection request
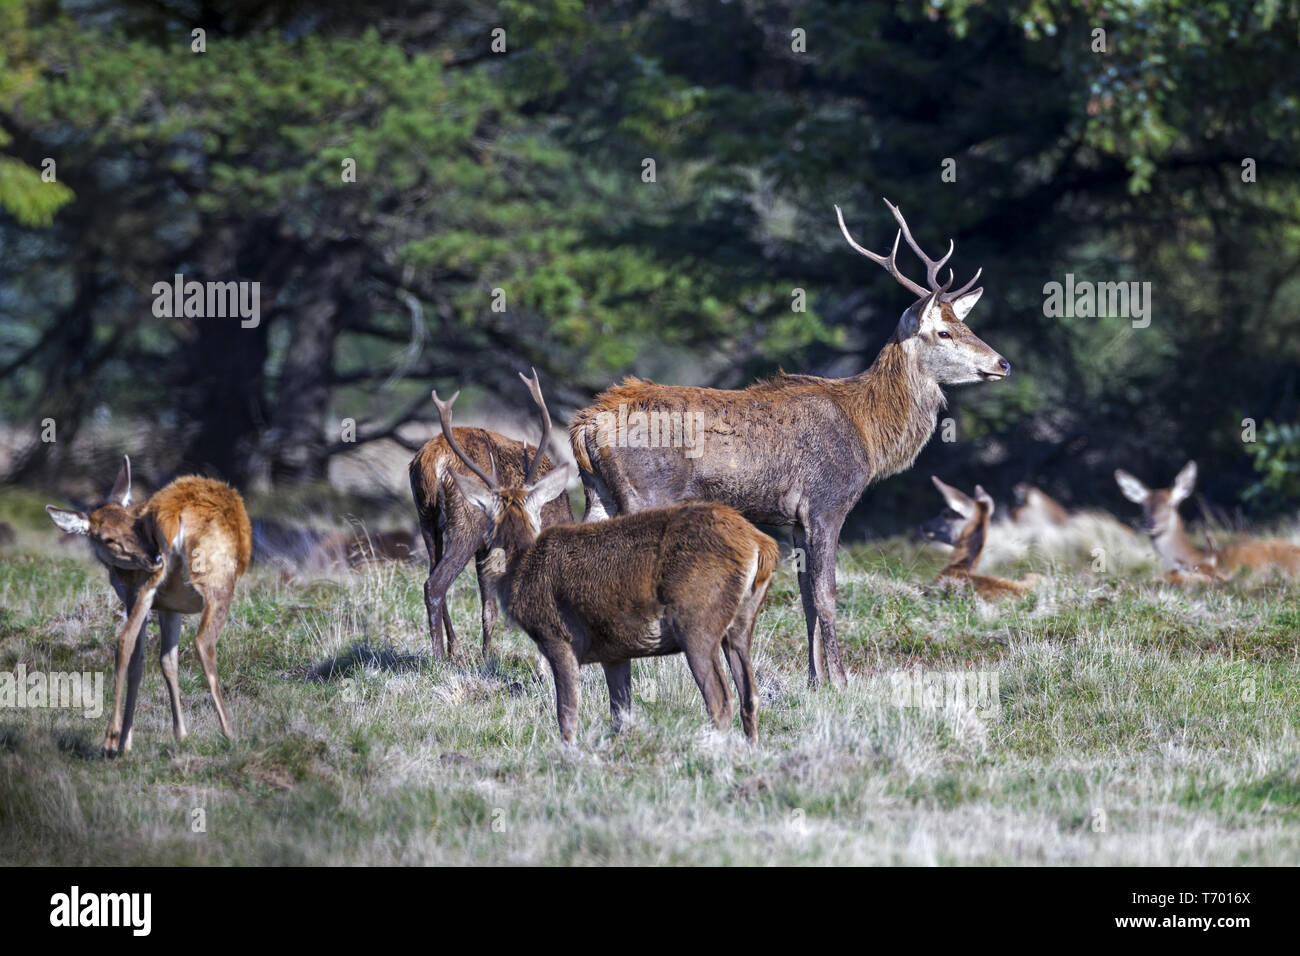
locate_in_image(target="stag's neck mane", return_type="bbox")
[837,335,946,482]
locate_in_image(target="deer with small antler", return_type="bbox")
[46,457,250,754]
[409,381,573,659]
[570,198,1009,687]
[1115,461,1300,581]
[435,372,778,743]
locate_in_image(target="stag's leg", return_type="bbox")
[603,659,632,730]
[158,610,187,742]
[541,643,582,744]
[421,524,476,660]
[193,584,235,738]
[793,526,826,688]
[806,516,848,687]
[681,642,734,732]
[579,470,617,523]
[474,552,499,658]
[105,580,158,755]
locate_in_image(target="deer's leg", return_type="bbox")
[541,643,582,744]
[158,610,187,742]
[474,552,499,658]
[118,607,149,753]
[579,470,617,523]
[793,526,826,688]
[806,517,848,687]
[422,524,475,660]
[682,642,734,732]
[193,585,235,738]
[723,588,766,741]
[104,581,157,755]
[602,659,632,730]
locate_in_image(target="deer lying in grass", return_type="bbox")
[921,477,1040,599]
[409,382,573,659]
[569,199,1008,687]
[1010,483,1071,527]
[46,456,251,754]
[1115,461,1300,581]
[436,374,777,743]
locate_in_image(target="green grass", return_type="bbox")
[1,528,1298,865]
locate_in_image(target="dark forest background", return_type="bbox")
[3,0,1300,535]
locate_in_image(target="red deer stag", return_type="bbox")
[409,378,573,659]
[922,477,1039,599]
[569,199,1008,687]
[46,456,251,754]
[436,374,777,743]
[1115,461,1300,580]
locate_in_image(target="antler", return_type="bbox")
[432,389,498,490]
[517,367,553,484]
[835,199,983,302]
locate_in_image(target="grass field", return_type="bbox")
[1,496,1298,865]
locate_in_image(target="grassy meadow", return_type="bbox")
[0,487,1298,866]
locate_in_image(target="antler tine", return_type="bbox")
[517,367,553,485]
[883,198,954,292]
[432,389,497,490]
[834,204,929,299]
[947,266,983,299]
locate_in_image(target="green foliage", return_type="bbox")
[1244,420,1300,508]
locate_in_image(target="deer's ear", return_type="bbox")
[46,505,89,535]
[1171,460,1197,504]
[526,464,571,510]
[931,475,974,518]
[973,484,995,515]
[1114,469,1149,504]
[949,287,983,322]
[109,454,132,506]
[450,469,497,517]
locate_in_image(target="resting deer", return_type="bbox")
[46,456,251,754]
[437,373,777,743]
[409,384,573,659]
[1010,483,1071,527]
[1115,461,1300,580]
[570,198,1008,687]
[922,477,1040,598]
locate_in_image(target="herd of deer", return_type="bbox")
[42,200,1300,755]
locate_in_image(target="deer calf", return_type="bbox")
[922,477,1040,599]
[437,375,777,743]
[1115,461,1300,580]
[409,381,573,659]
[46,456,251,754]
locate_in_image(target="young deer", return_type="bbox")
[1115,461,1300,580]
[922,477,1040,599]
[46,456,251,754]
[437,373,777,743]
[570,199,1008,687]
[409,382,573,659]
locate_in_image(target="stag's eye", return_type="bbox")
[937,330,952,340]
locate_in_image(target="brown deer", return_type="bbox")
[569,199,1008,687]
[1010,483,1071,527]
[45,456,251,754]
[436,374,777,743]
[409,383,573,659]
[921,477,1040,598]
[1115,461,1300,580]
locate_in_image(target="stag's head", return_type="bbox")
[46,455,163,571]
[433,370,571,560]
[836,199,1010,386]
[1114,460,1197,539]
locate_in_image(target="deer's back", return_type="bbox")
[1222,538,1300,574]
[147,476,252,577]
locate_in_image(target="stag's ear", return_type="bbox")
[931,475,974,518]
[949,287,983,322]
[46,505,89,535]
[1170,460,1197,504]
[525,464,571,510]
[109,454,132,506]
[1114,470,1149,504]
[973,484,995,515]
[450,469,497,517]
